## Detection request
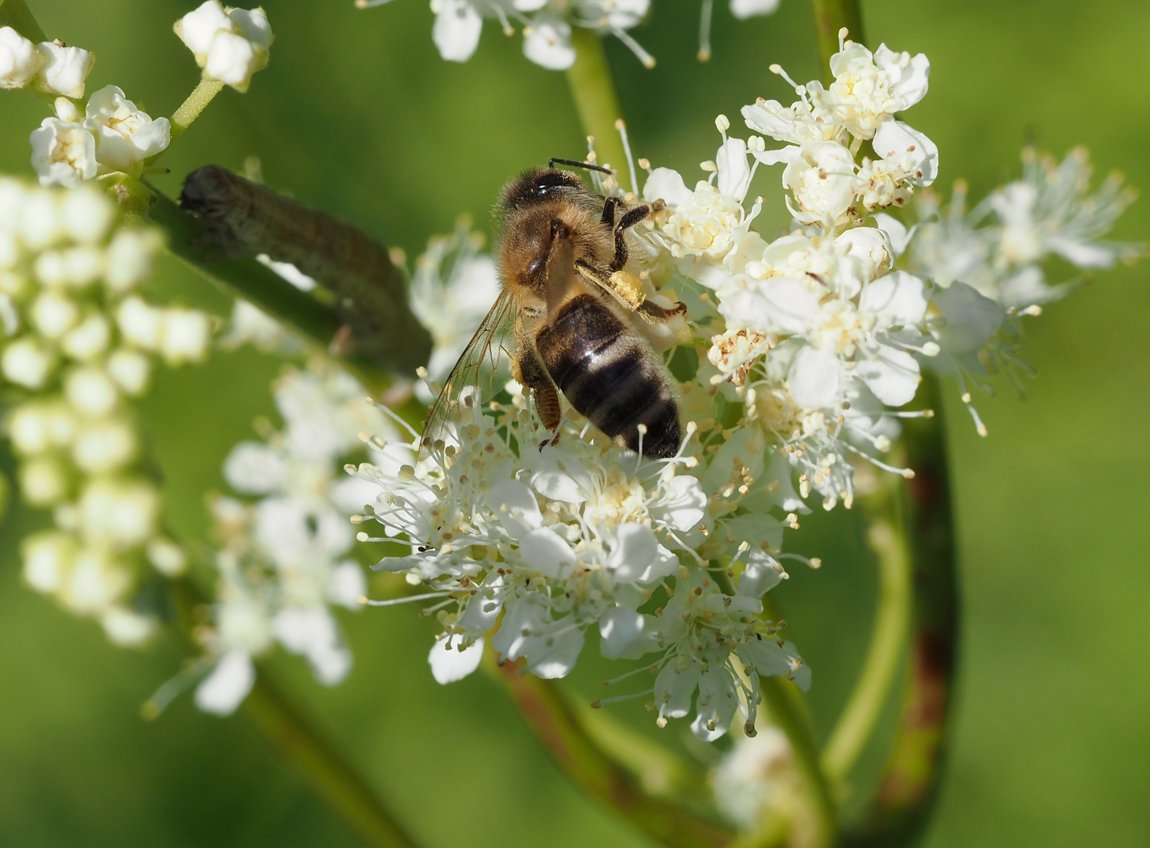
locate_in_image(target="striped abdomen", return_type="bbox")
[534,295,680,458]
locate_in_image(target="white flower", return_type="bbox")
[174,1,274,92]
[770,140,858,226]
[1,178,186,639]
[83,85,171,174]
[192,360,388,713]
[157,307,212,364]
[354,368,804,737]
[30,116,97,187]
[363,0,654,69]
[711,727,798,827]
[407,223,501,399]
[812,39,929,140]
[0,26,42,88]
[991,147,1139,273]
[643,131,762,272]
[431,0,484,62]
[522,12,575,70]
[730,0,780,18]
[195,649,257,714]
[34,41,95,98]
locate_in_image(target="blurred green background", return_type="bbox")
[2,0,1148,845]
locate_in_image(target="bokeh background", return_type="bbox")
[2,0,1148,845]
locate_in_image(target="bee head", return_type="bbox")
[500,167,587,211]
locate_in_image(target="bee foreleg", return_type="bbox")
[609,199,666,272]
[600,196,619,227]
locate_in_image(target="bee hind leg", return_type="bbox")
[515,343,563,447]
[534,384,563,450]
[639,299,688,321]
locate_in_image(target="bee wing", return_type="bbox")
[420,290,516,454]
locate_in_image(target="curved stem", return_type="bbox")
[488,654,733,848]
[822,460,913,782]
[565,28,632,189]
[811,0,865,74]
[845,374,961,846]
[169,581,421,848]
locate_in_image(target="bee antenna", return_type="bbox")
[548,157,613,176]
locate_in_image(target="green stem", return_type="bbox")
[0,0,47,41]
[565,28,633,190]
[170,78,226,139]
[488,655,733,848]
[169,582,421,848]
[822,461,913,783]
[845,374,961,846]
[146,188,393,396]
[811,0,865,74]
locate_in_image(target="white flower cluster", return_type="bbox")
[359,0,782,70]
[31,86,171,188]
[194,362,389,714]
[351,33,1136,741]
[901,147,1139,433]
[407,220,501,396]
[0,178,210,644]
[174,1,273,92]
[0,26,94,98]
[637,34,938,507]
[640,36,1138,468]
[353,386,808,741]
[910,147,1140,310]
[10,3,272,187]
[1,25,169,187]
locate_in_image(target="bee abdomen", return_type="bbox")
[535,295,681,458]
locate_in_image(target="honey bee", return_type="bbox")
[423,159,690,459]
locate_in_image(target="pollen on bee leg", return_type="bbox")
[609,269,646,309]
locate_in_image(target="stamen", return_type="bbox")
[841,439,916,478]
[360,591,451,607]
[602,663,660,687]
[768,63,805,96]
[610,25,656,69]
[141,660,208,719]
[592,689,654,708]
[614,119,639,196]
[698,0,714,62]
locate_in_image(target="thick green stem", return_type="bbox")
[811,0,865,74]
[489,655,733,848]
[822,463,914,783]
[0,0,47,41]
[169,581,421,848]
[565,28,633,190]
[845,374,961,846]
[170,78,226,139]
